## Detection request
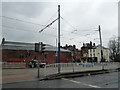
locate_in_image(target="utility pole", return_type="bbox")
[55,38,57,63]
[58,5,61,73]
[98,25,104,70]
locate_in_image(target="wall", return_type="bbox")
[2,49,72,64]
[88,46,110,62]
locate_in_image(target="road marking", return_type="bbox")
[62,78,101,88]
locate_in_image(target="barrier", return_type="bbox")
[2,62,26,69]
[2,62,119,79]
[39,62,119,77]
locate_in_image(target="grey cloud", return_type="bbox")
[2,2,50,18]
[1,2,118,49]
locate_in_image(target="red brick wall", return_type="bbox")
[2,50,72,64]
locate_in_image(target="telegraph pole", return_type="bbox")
[98,25,104,70]
[58,5,61,73]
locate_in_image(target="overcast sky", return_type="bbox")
[1,0,119,49]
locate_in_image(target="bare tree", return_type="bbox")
[108,37,120,62]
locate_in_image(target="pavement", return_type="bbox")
[2,68,40,84]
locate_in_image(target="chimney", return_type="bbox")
[83,43,85,47]
[90,41,92,46]
[73,45,76,49]
[65,44,68,47]
[2,38,5,44]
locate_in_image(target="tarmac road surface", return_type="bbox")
[2,71,119,88]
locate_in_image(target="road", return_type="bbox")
[2,71,119,88]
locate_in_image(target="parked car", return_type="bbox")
[82,62,94,67]
[28,59,46,68]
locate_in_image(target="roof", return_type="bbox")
[0,41,71,52]
[96,45,109,49]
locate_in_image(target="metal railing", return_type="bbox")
[2,62,26,69]
[40,62,119,77]
[2,62,119,79]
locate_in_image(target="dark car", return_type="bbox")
[29,59,46,68]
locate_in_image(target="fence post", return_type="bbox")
[44,63,47,77]
[37,63,40,78]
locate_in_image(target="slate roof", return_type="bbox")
[96,45,109,49]
[0,41,71,52]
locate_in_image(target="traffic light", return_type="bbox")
[40,42,46,53]
[44,54,47,59]
[35,43,40,52]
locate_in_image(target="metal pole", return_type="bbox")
[37,42,41,78]
[37,64,40,78]
[98,25,104,70]
[44,53,47,76]
[71,52,74,72]
[58,5,61,73]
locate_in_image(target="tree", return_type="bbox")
[108,37,120,62]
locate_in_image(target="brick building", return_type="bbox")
[0,39,72,65]
[81,41,97,62]
[61,44,82,62]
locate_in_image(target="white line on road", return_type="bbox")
[62,78,101,88]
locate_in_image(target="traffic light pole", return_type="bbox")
[58,5,61,73]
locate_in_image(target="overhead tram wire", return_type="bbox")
[60,15,99,43]
[60,15,94,32]
[60,14,97,32]
[36,7,59,33]
[2,16,98,43]
[2,16,97,38]
[1,25,57,38]
[60,16,100,45]
[60,15,98,37]
[60,16,77,31]
[36,10,58,31]
[1,16,57,30]
[1,16,44,26]
[60,29,98,40]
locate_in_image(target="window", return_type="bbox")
[90,54,92,57]
[90,49,92,52]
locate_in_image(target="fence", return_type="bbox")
[2,62,26,69]
[40,62,119,77]
[1,62,119,79]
